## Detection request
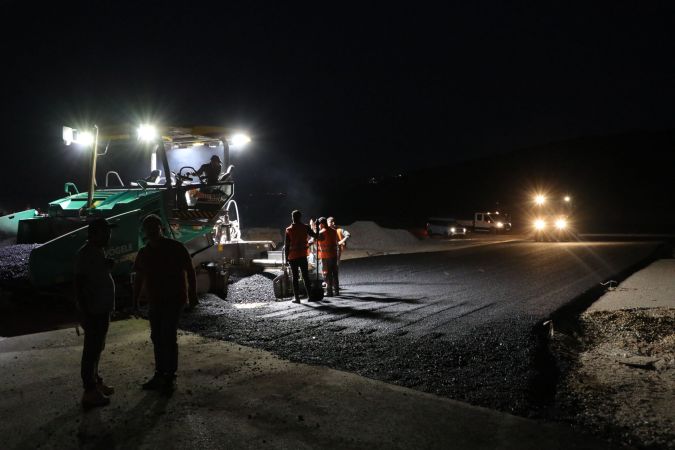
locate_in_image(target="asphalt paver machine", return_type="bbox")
[0,124,276,300]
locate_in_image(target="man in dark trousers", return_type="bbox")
[133,214,198,395]
[75,218,116,409]
[317,217,340,296]
[285,209,319,303]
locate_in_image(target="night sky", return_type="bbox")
[2,2,674,216]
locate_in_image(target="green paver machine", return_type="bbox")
[0,124,276,299]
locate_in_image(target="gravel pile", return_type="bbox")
[344,221,419,251]
[0,244,39,286]
[552,308,675,449]
[226,274,276,303]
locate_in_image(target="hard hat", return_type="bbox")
[210,155,222,163]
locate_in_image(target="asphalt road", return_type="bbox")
[181,240,664,415]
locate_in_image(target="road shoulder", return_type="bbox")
[551,258,675,449]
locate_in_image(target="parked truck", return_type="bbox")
[456,211,512,233]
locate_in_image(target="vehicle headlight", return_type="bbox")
[450,227,456,233]
[496,221,504,228]
[463,228,466,232]
[534,219,546,230]
[555,219,567,230]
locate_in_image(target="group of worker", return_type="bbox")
[74,208,351,410]
[284,210,350,302]
[75,215,198,409]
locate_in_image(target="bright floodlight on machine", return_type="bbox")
[534,194,546,205]
[230,133,251,148]
[63,126,94,147]
[138,124,158,142]
[564,195,571,202]
[77,131,94,146]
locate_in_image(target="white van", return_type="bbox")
[426,218,467,237]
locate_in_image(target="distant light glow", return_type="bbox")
[534,219,546,230]
[138,124,158,142]
[496,221,504,228]
[534,195,546,205]
[555,219,567,230]
[564,196,571,202]
[230,133,251,148]
[450,227,456,233]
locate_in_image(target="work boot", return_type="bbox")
[326,290,334,297]
[292,297,301,304]
[142,373,164,391]
[81,388,110,409]
[97,380,115,396]
[160,374,176,397]
[334,287,340,296]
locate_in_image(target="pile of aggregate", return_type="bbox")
[226,274,277,304]
[0,244,40,286]
[552,308,675,449]
[344,221,419,251]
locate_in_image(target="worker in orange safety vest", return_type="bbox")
[317,217,340,296]
[284,210,319,303]
[327,217,350,263]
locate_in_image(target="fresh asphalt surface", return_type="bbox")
[182,240,664,415]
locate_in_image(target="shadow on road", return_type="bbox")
[302,301,402,322]
[335,292,422,304]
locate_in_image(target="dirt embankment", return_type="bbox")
[551,308,675,449]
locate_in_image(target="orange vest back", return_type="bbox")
[318,227,339,259]
[336,227,346,249]
[286,223,310,260]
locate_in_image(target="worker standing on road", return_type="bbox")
[327,217,350,263]
[74,218,117,409]
[133,215,198,396]
[285,210,318,303]
[317,217,340,296]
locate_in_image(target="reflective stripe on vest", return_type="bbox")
[318,227,339,259]
[286,223,310,260]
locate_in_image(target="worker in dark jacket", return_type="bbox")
[74,218,116,409]
[194,155,223,184]
[285,210,319,303]
[133,215,198,396]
